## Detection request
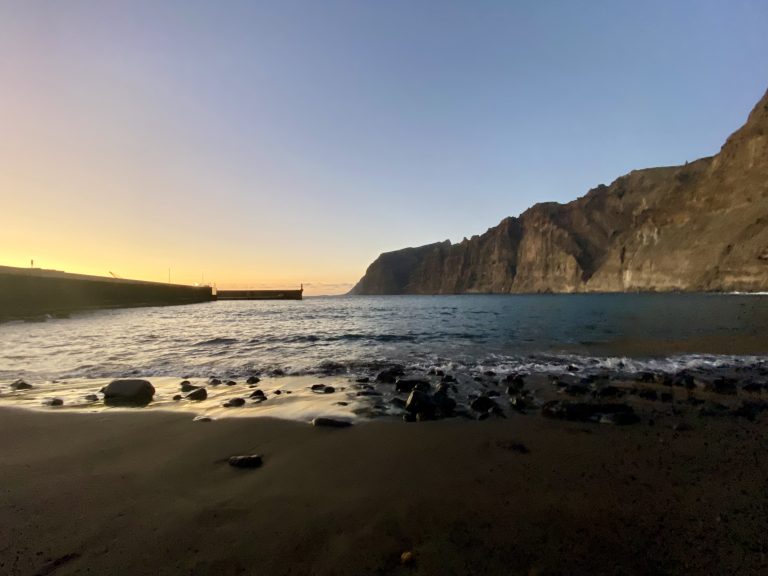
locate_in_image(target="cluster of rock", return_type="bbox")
[372,366,532,422]
[335,360,768,427]
[6,361,766,429]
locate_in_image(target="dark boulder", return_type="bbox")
[180,381,198,392]
[225,380,237,386]
[223,398,246,407]
[311,384,335,394]
[405,390,435,418]
[375,366,405,383]
[509,396,528,412]
[209,378,222,386]
[249,389,266,400]
[173,394,182,401]
[228,455,263,469]
[503,373,525,390]
[42,398,63,406]
[670,372,695,389]
[10,379,33,390]
[470,395,499,414]
[102,379,155,406]
[433,391,456,416]
[185,387,208,401]
[246,376,261,385]
[390,397,407,409]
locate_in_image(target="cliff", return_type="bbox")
[351,88,768,294]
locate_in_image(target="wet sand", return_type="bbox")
[1,407,766,575]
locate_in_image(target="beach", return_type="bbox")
[1,403,766,576]
[2,296,768,574]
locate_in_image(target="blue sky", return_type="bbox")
[1,1,766,292]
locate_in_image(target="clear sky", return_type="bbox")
[1,1,766,294]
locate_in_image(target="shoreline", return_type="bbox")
[1,406,766,575]
[2,360,767,426]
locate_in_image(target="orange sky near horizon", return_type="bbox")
[3,2,766,298]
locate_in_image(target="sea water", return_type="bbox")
[1,294,766,420]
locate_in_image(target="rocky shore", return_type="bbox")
[3,360,767,429]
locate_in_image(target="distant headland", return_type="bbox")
[351,88,768,295]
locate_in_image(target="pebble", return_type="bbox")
[312,417,352,428]
[228,454,263,469]
[470,395,499,414]
[42,398,63,406]
[311,384,335,394]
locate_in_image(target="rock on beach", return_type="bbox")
[101,379,155,405]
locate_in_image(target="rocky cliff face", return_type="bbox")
[351,89,768,294]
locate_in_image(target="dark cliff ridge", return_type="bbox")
[351,88,768,295]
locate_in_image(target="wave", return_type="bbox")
[7,352,763,383]
[194,337,239,346]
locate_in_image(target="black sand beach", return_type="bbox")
[1,405,766,576]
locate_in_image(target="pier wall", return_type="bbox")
[216,289,303,301]
[0,266,213,320]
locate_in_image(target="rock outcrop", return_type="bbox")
[351,89,768,294]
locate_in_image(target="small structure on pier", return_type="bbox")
[215,284,303,301]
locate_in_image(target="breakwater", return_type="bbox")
[0,265,213,320]
[216,289,303,300]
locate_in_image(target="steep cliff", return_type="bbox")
[351,89,768,295]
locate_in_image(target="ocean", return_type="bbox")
[1,294,767,421]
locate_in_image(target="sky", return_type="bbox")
[0,1,766,295]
